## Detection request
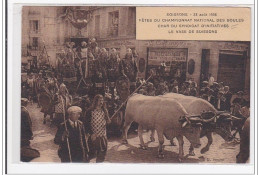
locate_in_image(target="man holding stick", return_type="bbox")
[54,106,89,163]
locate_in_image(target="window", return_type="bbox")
[108,11,119,37]
[128,7,136,35]
[30,20,39,34]
[31,37,39,50]
[95,15,100,37]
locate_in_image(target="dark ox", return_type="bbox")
[188,111,234,155]
[162,93,234,155]
[122,94,202,161]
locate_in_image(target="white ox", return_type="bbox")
[162,93,217,114]
[162,93,233,155]
[122,94,203,160]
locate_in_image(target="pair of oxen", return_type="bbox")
[122,93,246,162]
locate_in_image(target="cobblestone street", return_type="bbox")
[28,103,240,163]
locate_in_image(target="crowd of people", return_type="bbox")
[21,38,250,163]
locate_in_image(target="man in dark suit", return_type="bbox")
[54,106,89,162]
[119,48,138,93]
[208,89,216,107]
[224,86,232,111]
[21,98,40,162]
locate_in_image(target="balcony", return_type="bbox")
[29,30,41,35]
[29,46,39,50]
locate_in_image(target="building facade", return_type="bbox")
[22,6,250,94]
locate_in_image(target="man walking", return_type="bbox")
[54,106,89,162]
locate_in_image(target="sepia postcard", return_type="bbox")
[5,2,255,175]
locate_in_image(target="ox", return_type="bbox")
[162,93,234,155]
[122,94,203,161]
[236,117,250,163]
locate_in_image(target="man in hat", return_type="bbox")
[211,82,219,101]
[21,98,40,162]
[54,106,89,162]
[89,38,98,53]
[26,73,35,103]
[183,81,191,96]
[119,48,138,93]
[200,81,209,95]
[21,98,33,148]
[147,82,155,96]
[190,81,198,97]
[92,48,108,96]
[78,41,89,78]
[57,50,66,78]
[224,86,232,111]
[231,91,246,117]
[241,101,250,118]
[107,48,120,96]
[208,73,215,87]
[216,91,226,111]
[233,91,246,107]
[208,89,216,106]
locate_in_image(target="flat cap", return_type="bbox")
[237,91,244,95]
[67,106,82,114]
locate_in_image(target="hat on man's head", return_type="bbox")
[218,91,224,95]
[147,82,154,88]
[111,48,117,53]
[209,89,214,94]
[126,48,132,53]
[237,91,244,95]
[67,106,82,114]
[21,98,29,106]
[213,82,219,86]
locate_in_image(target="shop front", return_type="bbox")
[96,39,250,94]
[146,48,188,83]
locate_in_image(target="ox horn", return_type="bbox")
[230,115,244,120]
[182,121,188,128]
[216,111,226,115]
[223,117,232,121]
[202,116,216,123]
[189,116,202,122]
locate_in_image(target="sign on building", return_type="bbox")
[148,48,187,65]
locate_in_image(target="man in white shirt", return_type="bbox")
[208,73,215,87]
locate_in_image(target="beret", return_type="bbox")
[67,106,82,114]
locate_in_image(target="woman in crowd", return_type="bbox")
[54,83,72,125]
[85,94,111,163]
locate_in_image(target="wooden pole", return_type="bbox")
[60,97,72,162]
[110,73,154,120]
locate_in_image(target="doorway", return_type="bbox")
[217,51,246,93]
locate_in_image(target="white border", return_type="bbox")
[6,0,256,174]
